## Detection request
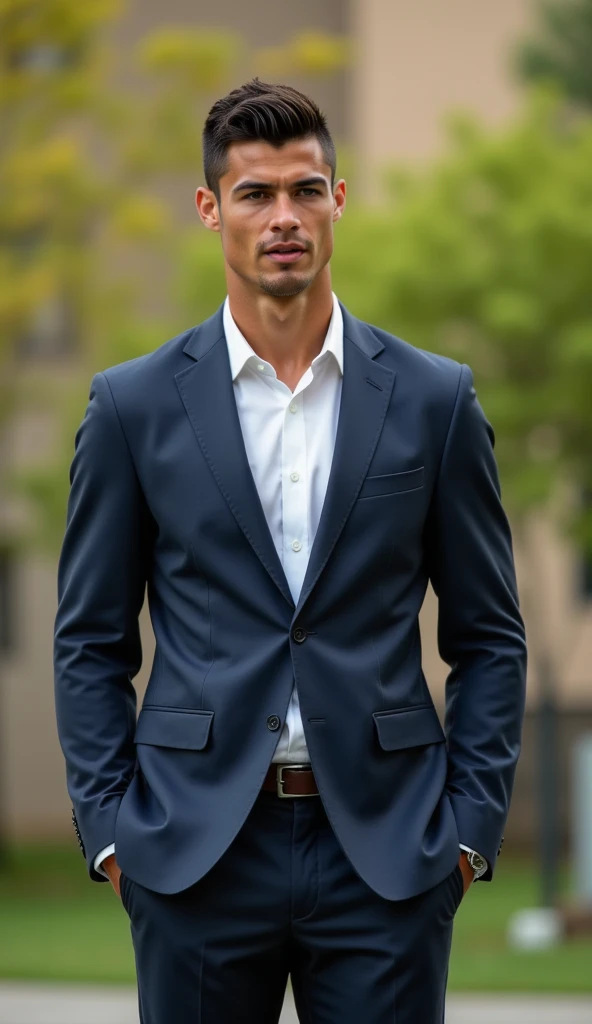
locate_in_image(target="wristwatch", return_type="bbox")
[465,848,488,880]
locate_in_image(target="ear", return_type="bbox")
[332,179,346,223]
[196,187,221,232]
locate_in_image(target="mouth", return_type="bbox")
[263,245,308,264]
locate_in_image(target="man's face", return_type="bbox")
[197,137,346,297]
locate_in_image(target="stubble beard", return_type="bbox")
[257,271,314,298]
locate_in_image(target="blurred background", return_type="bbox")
[1,0,592,1012]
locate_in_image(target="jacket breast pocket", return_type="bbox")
[135,706,214,750]
[357,466,424,500]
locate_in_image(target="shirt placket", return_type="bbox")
[282,386,309,600]
[281,378,311,758]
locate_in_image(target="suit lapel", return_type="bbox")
[175,309,295,610]
[294,310,396,619]
[175,304,396,620]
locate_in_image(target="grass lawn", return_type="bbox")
[449,858,592,992]
[1,845,591,991]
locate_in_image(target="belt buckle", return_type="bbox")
[277,764,315,798]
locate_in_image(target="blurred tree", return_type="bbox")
[3,3,349,551]
[1,0,244,546]
[341,96,592,533]
[256,30,349,79]
[0,0,345,855]
[515,0,592,109]
[180,90,592,536]
[0,0,240,863]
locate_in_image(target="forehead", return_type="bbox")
[221,137,332,188]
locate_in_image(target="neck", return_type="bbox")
[226,268,334,390]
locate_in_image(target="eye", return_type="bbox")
[297,188,320,197]
[244,191,267,200]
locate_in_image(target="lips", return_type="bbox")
[264,245,307,264]
[266,250,305,263]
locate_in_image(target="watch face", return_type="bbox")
[469,852,487,874]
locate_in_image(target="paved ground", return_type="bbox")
[1,984,592,1023]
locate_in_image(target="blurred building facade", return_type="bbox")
[3,0,592,854]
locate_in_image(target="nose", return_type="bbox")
[269,194,301,233]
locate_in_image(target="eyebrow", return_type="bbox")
[231,176,329,195]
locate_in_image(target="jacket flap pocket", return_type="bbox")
[373,704,445,751]
[358,466,424,499]
[135,706,214,750]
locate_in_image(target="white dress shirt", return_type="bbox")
[94,292,483,879]
[224,291,344,763]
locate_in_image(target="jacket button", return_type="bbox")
[292,627,307,643]
[267,715,281,731]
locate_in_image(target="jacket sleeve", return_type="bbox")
[54,371,152,880]
[425,364,527,878]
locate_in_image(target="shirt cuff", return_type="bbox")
[94,843,116,878]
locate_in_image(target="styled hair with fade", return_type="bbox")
[202,78,336,198]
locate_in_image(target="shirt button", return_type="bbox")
[292,539,302,552]
[290,471,300,482]
[289,402,298,413]
[257,363,265,371]
[267,715,281,731]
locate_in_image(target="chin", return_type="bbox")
[257,272,313,298]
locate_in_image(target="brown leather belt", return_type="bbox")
[262,763,319,798]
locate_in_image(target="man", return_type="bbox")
[54,79,527,1023]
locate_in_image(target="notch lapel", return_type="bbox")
[175,311,295,610]
[294,313,396,620]
[175,305,396,622]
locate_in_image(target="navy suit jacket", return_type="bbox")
[54,303,527,900]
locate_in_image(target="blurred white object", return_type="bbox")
[573,733,592,901]
[507,907,563,950]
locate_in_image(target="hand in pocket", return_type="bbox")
[102,853,123,898]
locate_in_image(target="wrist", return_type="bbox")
[460,846,488,880]
[102,853,117,872]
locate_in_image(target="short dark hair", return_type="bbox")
[203,78,336,198]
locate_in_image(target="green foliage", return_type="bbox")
[1,1,347,552]
[256,30,350,79]
[0,0,238,557]
[176,228,227,326]
[174,88,592,548]
[515,0,592,109]
[336,91,592,538]
[0,1,240,369]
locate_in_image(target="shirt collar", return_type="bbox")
[223,292,344,382]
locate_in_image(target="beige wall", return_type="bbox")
[351,0,533,191]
